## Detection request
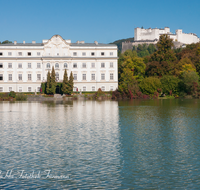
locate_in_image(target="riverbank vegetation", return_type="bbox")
[112,34,200,99]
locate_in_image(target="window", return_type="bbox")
[91,74,95,80]
[28,52,31,56]
[91,63,95,68]
[8,74,12,81]
[0,87,3,92]
[37,87,40,92]
[37,74,41,81]
[82,52,86,56]
[37,52,40,56]
[37,63,41,68]
[0,52,3,56]
[73,87,77,91]
[73,52,77,56]
[18,63,22,68]
[8,52,12,56]
[73,63,77,68]
[57,53,59,56]
[18,74,22,80]
[82,74,86,80]
[83,86,86,91]
[8,63,12,68]
[110,52,113,56]
[19,87,22,92]
[110,86,114,91]
[110,73,114,80]
[110,62,113,67]
[64,63,68,68]
[28,87,32,92]
[28,74,32,80]
[9,87,12,92]
[18,52,22,56]
[82,63,86,68]
[55,63,59,69]
[101,52,105,56]
[56,72,59,81]
[0,74,3,80]
[101,63,105,68]
[28,63,31,68]
[101,73,105,80]
[101,86,105,91]
[0,63,3,68]
[46,63,50,68]
[92,86,95,91]
[91,52,95,56]
[73,74,77,80]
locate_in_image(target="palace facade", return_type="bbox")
[0,35,118,92]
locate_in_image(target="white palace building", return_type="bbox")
[0,35,118,93]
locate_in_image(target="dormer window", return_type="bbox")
[28,52,31,56]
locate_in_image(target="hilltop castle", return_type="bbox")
[122,27,200,52]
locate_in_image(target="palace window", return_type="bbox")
[8,52,12,56]
[37,87,40,92]
[91,74,95,80]
[101,52,105,56]
[73,87,77,91]
[110,86,114,91]
[18,63,22,68]
[18,74,22,80]
[37,52,40,56]
[55,63,59,68]
[101,73,105,80]
[91,63,95,68]
[92,86,95,91]
[37,74,41,81]
[110,52,113,56]
[46,63,50,68]
[82,52,86,56]
[28,74,32,80]
[83,86,86,91]
[64,63,68,68]
[56,72,59,81]
[28,63,31,68]
[101,63,105,68]
[0,63,3,68]
[18,52,22,56]
[101,86,105,91]
[28,52,31,56]
[8,74,12,81]
[8,63,12,68]
[82,74,86,80]
[110,62,113,67]
[0,87,3,92]
[37,63,41,68]
[19,87,22,92]
[73,74,77,80]
[91,52,95,56]
[110,73,114,80]
[73,63,77,68]
[82,63,86,68]
[9,87,12,92]
[0,74,3,80]
[73,52,77,56]
[0,52,3,56]
[28,87,32,92]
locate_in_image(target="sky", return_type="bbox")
[0,0,200,44]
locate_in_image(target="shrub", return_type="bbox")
[16,94,27,101]
[93,88,105,99]
[139,77,161,95]
[9,91,16,98]
[111,89,122,99]
[160,75,179,95]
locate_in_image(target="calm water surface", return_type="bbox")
[0,99,200,189]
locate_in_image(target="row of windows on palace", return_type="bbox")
[0,85,115,93]
[0,73,114,81]
[0,51,114,57]
[0,62,114,69]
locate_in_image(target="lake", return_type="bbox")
[0,99,200,189]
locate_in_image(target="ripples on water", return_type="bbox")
[0,99,200,189]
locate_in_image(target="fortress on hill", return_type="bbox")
[122,27,200,53]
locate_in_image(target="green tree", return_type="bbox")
[0,40,12,44]
[160,75,179,95]
[139,77,161,95]
[147,44,157,54]
[46,71,51,94]
[62,69,69,94]
[68,71,74,95]
[50,66,57,94]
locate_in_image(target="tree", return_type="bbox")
[50,66,57,94]
[68,71,74,95]
[62,69,69,94]
[46,71,51,94]
[0,40,12,44]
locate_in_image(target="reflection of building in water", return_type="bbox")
[122,27,200,52]
[0,35,118,92]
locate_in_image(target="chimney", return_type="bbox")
[94,41,98,45]
[14,41,17,45]
[32,41,36,44]
[23,41,25,44]
[76,41,80,44]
